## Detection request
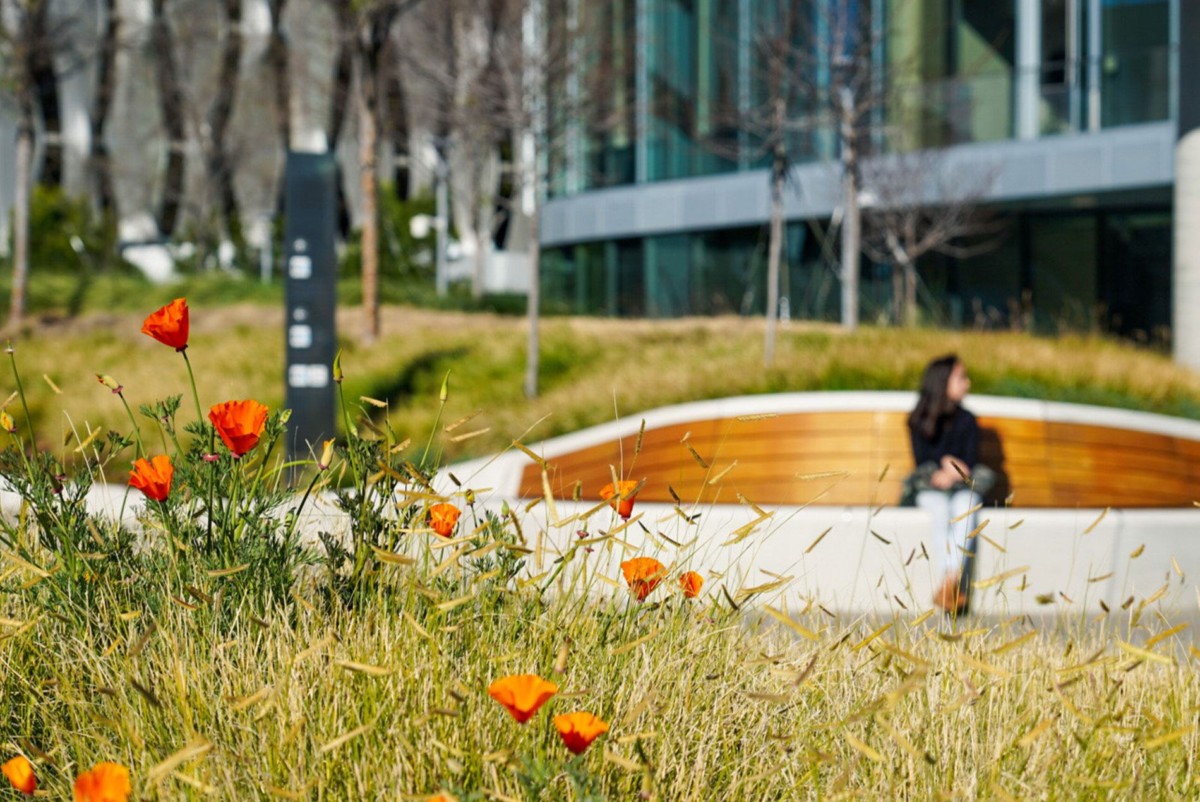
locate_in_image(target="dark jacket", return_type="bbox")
[910,407,978,469]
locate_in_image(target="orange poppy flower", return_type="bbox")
[427,795,458,802]
[621,557,665,602]
[208,400,269,457]
[599,480,639,519]
[129,455,174,502]
[487,674,558,724]
[73,761,131,802]
[554,711,609,755]
[428,502,462,538]
[2,755,36,795]
[679,571,704,598]
[141,298,189,351]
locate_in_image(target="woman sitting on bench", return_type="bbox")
[908,354,979,614]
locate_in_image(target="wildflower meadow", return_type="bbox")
[0,299,1198,800]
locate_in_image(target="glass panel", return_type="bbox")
[1101,0,1170,126]
[1029,214,1097,331]
[582,0,637,189]
[1099,211,1171,342]
[646,0,741,181]
[887,0,1015,148]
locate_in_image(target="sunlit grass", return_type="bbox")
[2,531,1198,799]
[8,306,1200,476]
[2,294,1199,800]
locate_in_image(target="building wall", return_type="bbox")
[543,0,1178,339]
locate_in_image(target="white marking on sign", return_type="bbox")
[288,324,313,349]
[288,254,312,279]
[288,364,329,388]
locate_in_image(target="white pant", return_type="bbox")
[917,489,981,578]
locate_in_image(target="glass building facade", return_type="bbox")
[544,0,1178,341]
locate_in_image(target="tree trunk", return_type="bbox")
[152,0,186,238]
[765,146,785,366]
[206,0,244,243]
[903,260,917,326]
[891,263,904,325]
[89,0,119,218]
[524,202,541,399]
[27,1,62,188]
[358,60,380,344]
[10,113,33,331]
[840,163,860,331]
[327,0,355,237]
[267,0,291,218]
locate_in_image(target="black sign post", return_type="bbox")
[283,152,338,464]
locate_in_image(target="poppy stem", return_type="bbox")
[6,343,36,446]
[115,391,146,459]
[180,349,206,440]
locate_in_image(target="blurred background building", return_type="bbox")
[0,0,1192,351]
[540,0,1179,344]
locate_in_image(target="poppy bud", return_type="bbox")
[318,439,336,470]
[96,374,123,394]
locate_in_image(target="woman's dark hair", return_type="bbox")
[908,354,960,441]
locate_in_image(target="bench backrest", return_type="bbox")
[513,397,1200,508]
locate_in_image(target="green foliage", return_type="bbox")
[340,187,438,282]
[22,185,126,275]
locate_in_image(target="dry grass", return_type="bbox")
[2,534,1198,800]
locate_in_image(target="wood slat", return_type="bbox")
[517,409,1200,508]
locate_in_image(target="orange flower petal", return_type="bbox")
[487,674,558,724]
[600,480,639,519]
[620,557,665,602]
[2,756,36,795]
[554,711,609,755]
[141,298,189,351]
[73,761,131,802]
[428,502,462,538]
[209,399,269,457]
[129,455,174,502]
[679,571,704,598]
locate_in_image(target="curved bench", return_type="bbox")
[460,393,1200,509]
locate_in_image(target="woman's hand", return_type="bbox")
[930,468,956,490]
[931,456,970,490]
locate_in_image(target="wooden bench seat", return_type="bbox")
[512,395,1200,509]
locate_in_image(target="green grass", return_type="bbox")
[5,290,1200,477]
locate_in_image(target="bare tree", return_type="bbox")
[202,0,244,243]
[325,0,425,344]
[88,0,120,218]
[1,0,67,328]
[487,0,608,398]
[401,0,508,301]
[151,0,186,238]
[861,152,1001,326]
